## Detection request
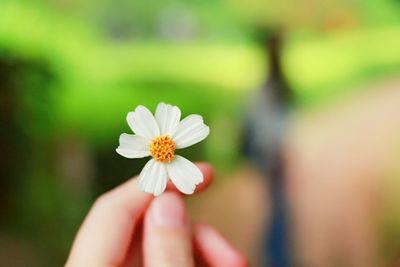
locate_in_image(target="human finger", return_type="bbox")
[66,178,152,267]
[143,192,194,267]
[166,162,214,194]
[193,224,248,267]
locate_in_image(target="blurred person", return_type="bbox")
[243,30,294,267]
[65,163,248,267]
[242,28,400,267]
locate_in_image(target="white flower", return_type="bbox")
[116,102,210,196]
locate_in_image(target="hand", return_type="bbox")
[65,163,248,267]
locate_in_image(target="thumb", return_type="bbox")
[143,192,194,267]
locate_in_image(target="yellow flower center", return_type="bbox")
[149,136,176,163]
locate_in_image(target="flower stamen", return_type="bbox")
[149,136,176,163]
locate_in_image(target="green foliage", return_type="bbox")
[1,1,400,160]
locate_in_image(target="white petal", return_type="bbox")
[139,159,168,196]
[127,105,160,140]
[172,114,210,149]
[116,133,150,158]
[155,102,181,136]
[166,155,203,194]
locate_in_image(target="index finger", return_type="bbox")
[65,162,214,267]
[66,177,152,267]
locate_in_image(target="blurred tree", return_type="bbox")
[0,54,56,221]
[0,50,66,265]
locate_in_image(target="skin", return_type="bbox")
[65,162,248,267]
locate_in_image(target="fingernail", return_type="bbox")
[150,192,186,228]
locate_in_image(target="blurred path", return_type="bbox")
[286,76,400,267]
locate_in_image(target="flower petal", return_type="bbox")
[139,159,168,196]
[172,114,210,149]
[116,133,150,158]
[127,105,160,140]
[155,102,181,136]
[166,155,203,194]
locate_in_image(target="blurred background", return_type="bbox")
[1,0,400,266]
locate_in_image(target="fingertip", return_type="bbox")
[195,162,214,180]
[166,162,214,194]
[146,192,187,228]
[143,192,194,267]
[193,162,214,192]
[194,224,248,267]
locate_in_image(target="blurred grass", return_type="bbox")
[287,27,400,106]
[1,1,400,172]
[1,1,400,169]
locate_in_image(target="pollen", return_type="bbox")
[149,136,176,163]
